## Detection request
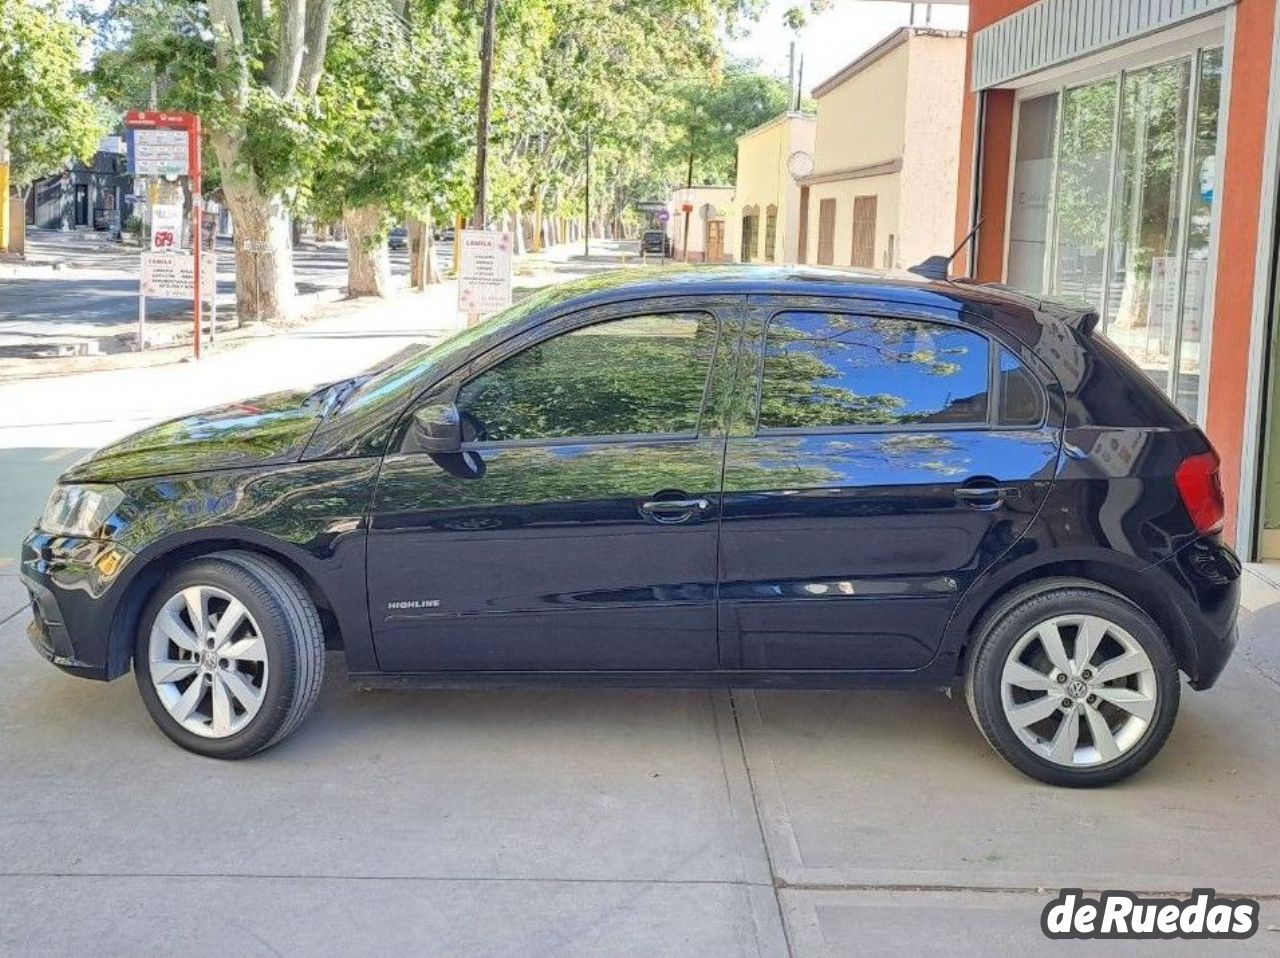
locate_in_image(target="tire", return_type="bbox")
[964,580,1180,787]
[134,551,325,758]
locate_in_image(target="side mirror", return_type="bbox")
[408,401,462,454]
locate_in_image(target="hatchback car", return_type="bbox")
[21,267,1240,785]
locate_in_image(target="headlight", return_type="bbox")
[39,484,125,538]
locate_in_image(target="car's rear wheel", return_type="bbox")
[964,582,1180,787]
[134,552,324,758]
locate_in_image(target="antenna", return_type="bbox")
[908,217,984,281]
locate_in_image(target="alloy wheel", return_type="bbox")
[147,585,270,739]
[999,614,1158,767]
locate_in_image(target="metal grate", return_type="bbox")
[972,0,1231,90]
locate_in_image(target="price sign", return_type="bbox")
[151,204,183,251]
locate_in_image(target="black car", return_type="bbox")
[21,267,1240,785]
[387,226,408,250]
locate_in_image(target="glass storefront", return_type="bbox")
[1006,47,1224,421]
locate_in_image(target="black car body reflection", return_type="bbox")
[22,266,1239,697]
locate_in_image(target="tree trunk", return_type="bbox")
[407,213,442,289]
[511,211,526,256]
[532,192,544,252]
[214,137,294,323]
[342,203,391,298]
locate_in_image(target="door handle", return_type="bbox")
[953,486,1021,502]
[641,498,710,513]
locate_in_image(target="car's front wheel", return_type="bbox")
[965,581,1180,787]
[134,552,324,758]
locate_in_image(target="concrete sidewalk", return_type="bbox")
[0,565,1277,955]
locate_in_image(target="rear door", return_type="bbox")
[718,295,1062,671]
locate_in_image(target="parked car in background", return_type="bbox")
[388,226,408,250]
[435,226,455,243]
[21,267,1239,785]
[641,229,672,257]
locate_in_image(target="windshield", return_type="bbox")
[340,284,565,417]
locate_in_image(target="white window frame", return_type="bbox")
[1000,17,1230,427]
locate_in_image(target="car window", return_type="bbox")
[997,348,1047,426]
[759,311,990,430]
[457,312,717,442]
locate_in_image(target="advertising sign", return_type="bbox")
[129,128,190,177]
[141,252,214,298]
[150,203,183,251]
[457,229,513,315]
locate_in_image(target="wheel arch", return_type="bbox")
[105,531,344,680]
[943,551,1198,683]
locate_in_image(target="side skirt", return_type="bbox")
[348,669,955,692]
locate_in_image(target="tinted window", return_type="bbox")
[998,348,1046,426]
[759,312,990,430]
[458,312,717,442]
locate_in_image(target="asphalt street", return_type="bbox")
[0,231,451,352]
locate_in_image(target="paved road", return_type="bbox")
[0,231,454,351]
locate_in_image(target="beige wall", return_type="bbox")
[799,29,966,271]
[898,34,967,268]
[726,114,816,264]
[803,174,901,269]
[812,43,909,175]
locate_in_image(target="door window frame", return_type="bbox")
[397,297,741,453]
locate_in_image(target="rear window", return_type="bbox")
[759,312,991,430]
[997,348,1046,426]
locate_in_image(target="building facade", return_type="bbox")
[665,185,734,262]
[24,136,132,233]
[955,0,1280,557]
[725,112,816,264]
[798,28,967,270]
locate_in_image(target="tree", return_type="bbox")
[0,0,106,248]
[308,0,474,297]
[95,0,337,322]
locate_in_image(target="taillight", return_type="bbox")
[1175,451,1225,536]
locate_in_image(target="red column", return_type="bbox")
[1205,0,1278,544]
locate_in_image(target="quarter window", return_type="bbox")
[997,348,1046,426]
[759,312,991,430]
[457,312,717,442]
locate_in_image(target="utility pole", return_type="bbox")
[788,41,796,108]
[795,55,804,112]
[583,128,591,258]
[0,116,10,253]
[681,152,694,261]
[472,0,497,229]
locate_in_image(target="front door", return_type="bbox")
[73,184,89,227]
[718,297,1061,670]
[706,220,724,263]
[367,299,738,671]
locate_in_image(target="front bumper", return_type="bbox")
[20,531,137,681]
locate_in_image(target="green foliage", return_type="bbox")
[307,0,475,227]
[0,0,106,188]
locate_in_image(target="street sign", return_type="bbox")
[458,229,513,316]
[142,252,215,298]
[150,204,183,251]
[129,129,191,177]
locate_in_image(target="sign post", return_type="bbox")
[457,229,513,326]
[126,110,205,358]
